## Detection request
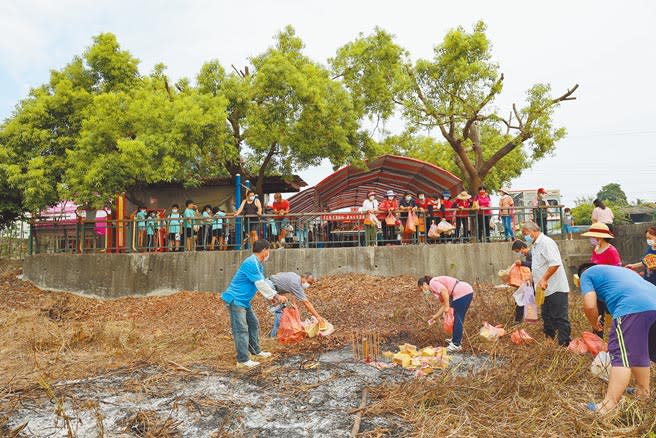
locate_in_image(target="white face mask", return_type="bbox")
[405,196,412,201]
[302,282,310,289]
[388,196,394,200]
[172,209,178,213]
[647,239,656,247]
[248,196,255,201]
[369,196,374,201]
[418,195,425,200]
[590,238,599,247]
[263,253,270,262]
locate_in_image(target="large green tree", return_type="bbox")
[596,182,628,206]
[196,26,371,196]
[331,21,578,192]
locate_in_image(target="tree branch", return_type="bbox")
[512,103,523,129]
[552,84,579,103]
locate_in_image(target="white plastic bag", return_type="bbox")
[591,351,611,382]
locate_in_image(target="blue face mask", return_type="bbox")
[524,235,533,244]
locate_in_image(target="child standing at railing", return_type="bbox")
[135,206,147,251]
[210,207,227,251]
[168,204,182,252]
[146,211,157,251]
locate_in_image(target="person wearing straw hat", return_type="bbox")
[360,191,380,247]
[454,191,472,242]
[379,190,399,245]
[576,263,656,415]
[582,223,622,338]
[498,188,515,241]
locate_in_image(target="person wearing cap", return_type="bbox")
[532,188,549,235]
[582,223,622,338]
[379,190,399,245]
[454,191,472,242]
[360,191,380,246]
[498,188,515,241]
[576,263,656,415]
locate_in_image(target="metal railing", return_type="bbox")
[27,205,564,255]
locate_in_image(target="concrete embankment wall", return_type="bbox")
[22,223,654,299]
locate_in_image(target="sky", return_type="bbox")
[1,0,655,207]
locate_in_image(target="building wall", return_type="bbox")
[23,223,654,299]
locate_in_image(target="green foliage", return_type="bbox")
[571,203,593,226]
[331,21,576,191]
[596,182,628,206]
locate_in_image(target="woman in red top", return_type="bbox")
[379,190,399,245]
[473,186,492,242]
[582,223,622,338]
[270,192,290,247]
[454,191,471,242]
[415,191,431,243]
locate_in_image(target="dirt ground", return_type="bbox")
[1,261,655,437]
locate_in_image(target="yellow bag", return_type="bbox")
[535,286,545,306]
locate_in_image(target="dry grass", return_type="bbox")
[1,267,655,437]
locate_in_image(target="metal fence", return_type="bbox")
[1,221,29,260]
[28,205,564,255]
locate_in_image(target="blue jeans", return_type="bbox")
[226,303,261,363]
[452,293,473,346]
[271,306,283,337]
[501,215,514,240]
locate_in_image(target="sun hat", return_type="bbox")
[456,191,472,200]
[581,223,614,239]
[386,190,396,197]
[537,188,547,194]
[499,187,510,195]
[442,190,451,198]
[367,191,375,197]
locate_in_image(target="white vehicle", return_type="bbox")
[507,189,562,234]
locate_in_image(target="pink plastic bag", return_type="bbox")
[582,332,607,355]
[510,329,534,345]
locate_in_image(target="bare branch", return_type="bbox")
[231,64,245,78]
[512,104,523,129]
[551,84,579,104]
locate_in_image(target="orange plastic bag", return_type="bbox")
[405,211,417,233]
[277,305,306,344]
[582,332,607,355]
[443,308,454,335]
[510,329,534,345]
[508,265,532,287]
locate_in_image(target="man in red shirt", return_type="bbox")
[271,193,290,247]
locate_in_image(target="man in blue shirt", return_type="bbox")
[578,263,656,415]
[222,240,287,368]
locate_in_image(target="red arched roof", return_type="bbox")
[288,155,464,213]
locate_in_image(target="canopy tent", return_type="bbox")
[288,155,464,213]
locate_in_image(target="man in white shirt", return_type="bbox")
[521,221,571,346]
[360,191,380,246]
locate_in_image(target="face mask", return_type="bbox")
[444,196,450,200]
[422,285,431,298]
[418,195,425,200]
[263,253,270,262]
[388,196,394,200]
[172,209,178,213]
[248,196,255,201]
[590,238,599,246]
[369,196,374,201]
[524,235,533,244]
[647,239,655,247]
[405,196,412,201]
[302,282,310,289]
[479,191,485,195]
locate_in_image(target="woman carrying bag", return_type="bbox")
[379,190,399,245]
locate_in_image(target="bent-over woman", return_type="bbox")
[418,275,474,352]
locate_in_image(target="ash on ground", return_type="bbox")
[4,347,496,437]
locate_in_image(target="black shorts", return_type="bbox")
[185,228,193,238]
[168,233,179,242]
[212,228,224,237]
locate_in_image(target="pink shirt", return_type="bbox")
[591,244,621,266]
[591,207,614,224]
[429,276,474,302]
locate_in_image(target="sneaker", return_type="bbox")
[253,351,272,358]
[445,338,452,344]
[236,360,260,368]
[446,342,462,353]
